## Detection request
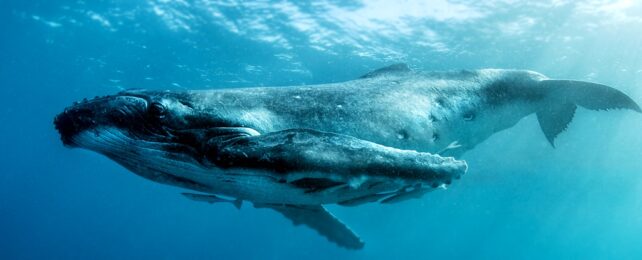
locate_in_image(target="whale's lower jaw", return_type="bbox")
[69,127,213,191]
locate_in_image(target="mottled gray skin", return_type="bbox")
[145,67,639,156]
[143,69,547,156]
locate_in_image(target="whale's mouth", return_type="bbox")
[69,127,195,165]
[53,94,216,171]
[70,127,150,155]
[55,109,208,167]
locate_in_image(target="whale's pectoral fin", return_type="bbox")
[210,128,467,186]
[537,80,641,146]
[254,203,364,250]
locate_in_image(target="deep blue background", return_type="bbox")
[2,1,642,259]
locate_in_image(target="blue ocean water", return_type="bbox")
[2,0,642,259]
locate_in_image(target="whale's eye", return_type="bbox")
[149,102,166,118]
[463,111,475,121]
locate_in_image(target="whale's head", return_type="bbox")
[53,90,255,189]
[433,69,640,155]
[55,90,199,147]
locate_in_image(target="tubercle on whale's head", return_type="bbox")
[55,90,237,142]
[53,93,151,147]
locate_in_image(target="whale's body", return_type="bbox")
[54,64,640,249]
[181,72,480,155]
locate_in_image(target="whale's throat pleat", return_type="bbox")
[72,127,210,191]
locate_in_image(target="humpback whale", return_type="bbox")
[54,64,640,249]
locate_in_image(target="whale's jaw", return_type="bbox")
[67,127,213,193]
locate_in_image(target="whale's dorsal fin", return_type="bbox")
[254,203,365,250]
[359,63,411,79]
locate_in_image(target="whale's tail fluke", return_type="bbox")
[536,80,641,146]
